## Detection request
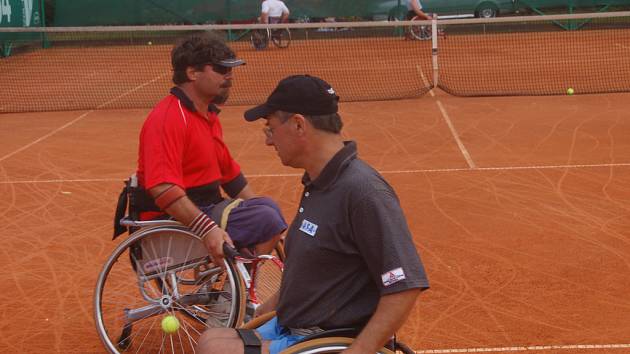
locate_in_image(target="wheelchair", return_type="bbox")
[239,312,416,354]
[94,177,283,353]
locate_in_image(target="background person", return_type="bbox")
[407,0,431,20]
[261,0,290,24]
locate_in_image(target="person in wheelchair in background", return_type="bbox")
[195,75,430,354]
[259,0,290,46]
[113,33,287,266]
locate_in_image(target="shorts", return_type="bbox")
[201,197,287,249]
[256,316,305,354]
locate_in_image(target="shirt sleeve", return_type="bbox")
[261,1,269,13]
[350,186,429,295]
[282,2,289,13]
[141,109,187,190]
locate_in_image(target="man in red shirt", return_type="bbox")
[133,33,286,265]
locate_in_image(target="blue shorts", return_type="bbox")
[201,197,287,249]
[256,316,305,354]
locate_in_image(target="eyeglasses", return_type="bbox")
[262,114,293,138]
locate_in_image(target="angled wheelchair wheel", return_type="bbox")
[251,29,269,50]
[409,16,432,40]
[94,227,246,353]
[281,337,396,354]
[270,28,291,48]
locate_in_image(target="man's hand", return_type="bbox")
[202,226,234,266]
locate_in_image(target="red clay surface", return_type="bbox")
[1,91,630,353]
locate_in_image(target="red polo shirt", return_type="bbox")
[137,87,245,198]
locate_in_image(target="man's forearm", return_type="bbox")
[344,288,421,353]
[150,183,202,224]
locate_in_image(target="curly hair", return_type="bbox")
[171,32,236,85]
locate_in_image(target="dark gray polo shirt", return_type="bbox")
[276,141,429,330]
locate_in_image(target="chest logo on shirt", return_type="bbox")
[381,267,406,287]
[299,219,318,237]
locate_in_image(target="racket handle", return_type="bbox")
[223,243,240,260]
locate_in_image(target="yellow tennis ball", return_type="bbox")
[161,315,180,334]
[147,41,153,45]
[567,88,574,95]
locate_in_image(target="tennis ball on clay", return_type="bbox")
[147,41,153,45]
[567,87,574,95]
[161,315,180,334]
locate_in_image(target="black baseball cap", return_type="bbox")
[244,75,339,121]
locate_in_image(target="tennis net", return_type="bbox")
[1,11,629,114]
[0,22,433,113]
[437,11,630,96]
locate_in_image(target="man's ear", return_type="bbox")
[186,66,198,82]
[293,114,307,136]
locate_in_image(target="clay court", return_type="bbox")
[1,20,630,353]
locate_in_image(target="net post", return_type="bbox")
[431,14,439,88]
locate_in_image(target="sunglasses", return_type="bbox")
[199,63,232,75]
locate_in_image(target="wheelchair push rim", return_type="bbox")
[280,336,396,353]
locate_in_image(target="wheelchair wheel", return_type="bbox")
[270,28,291,48]
[250,29,269,50]
[409,16,432,40]
[94,227,246,353]
[281,336,396,353]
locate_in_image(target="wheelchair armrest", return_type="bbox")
[120,217,182,228]
[240,311,277,330]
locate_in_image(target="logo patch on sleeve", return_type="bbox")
[381,267,406,287]
[299,219,318,237]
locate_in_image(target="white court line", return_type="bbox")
[0,74,167,163]
[415,343,630,353]
[1,162,629,184]
[435,100,476,168]
[417,65,476,169]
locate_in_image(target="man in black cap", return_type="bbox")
[197,75,429,354]
[130,33,287,267]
